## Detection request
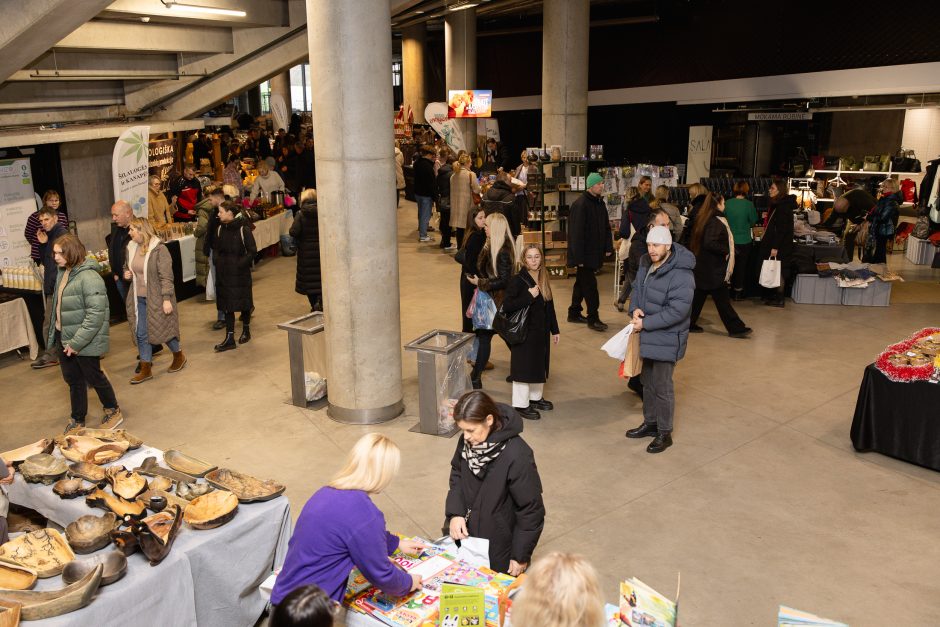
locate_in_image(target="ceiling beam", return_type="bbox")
[0,119,205,149]
[0,0,114,83]
[56,20,234,54]
[100,0,287,28]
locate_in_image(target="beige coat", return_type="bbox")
[125,239,180,346]
[449,168,480,230]
[148,188,173,229]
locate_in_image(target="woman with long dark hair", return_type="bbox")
[212,201,257,351]
[760,178,796,307]
[687,193,751,338]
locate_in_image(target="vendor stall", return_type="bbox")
[0,292,41,356]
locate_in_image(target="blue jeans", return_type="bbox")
[136,297,180,362]
[415,194,433,238]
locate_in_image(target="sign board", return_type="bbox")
[0,158,37,267]
[148,137,177,189]
[747,112,813,121]
[477,118,500,142]
[447,90,492,118]
[112,125,151,218]
[686,126,712,184]
[425,102,467,154]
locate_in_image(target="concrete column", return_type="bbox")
[247,86,262,117]
[269,71,293,113]
[541,0,589,153]
[445,8,476,153]
[402,24,427,124]
[305,0,404,423]
[236,92,250,119]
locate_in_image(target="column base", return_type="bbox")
[327,399,405,425]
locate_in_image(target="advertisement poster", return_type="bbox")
[148,137,177,188]
[686,125,712,184]
[425,102,467,154]
[0,158,37,267]
[112,125,151,218]
[447,90,492,118]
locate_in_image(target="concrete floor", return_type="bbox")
[3,202,940,625]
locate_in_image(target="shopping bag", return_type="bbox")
[759,256,782,288]
[465,288,478,318]
[471,290,497,330]
[205,262,216,301]
[620,331,642,378]
[435,536,490,569]
[601,323,634,361]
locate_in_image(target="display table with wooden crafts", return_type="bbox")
[2,440,291,626]
[0,295,39,359]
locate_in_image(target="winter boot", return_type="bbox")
[168,351,187,373]
[214,333,237,352]
[130,362,152,384]
[238,325,251,344]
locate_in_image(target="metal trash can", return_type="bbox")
[277,312,326,408]
[404,330,474,437]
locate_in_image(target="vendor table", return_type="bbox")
[0,295,39,359]
[252,211,293,251]
[165,236,202,302]
[745,240,848,297]
[850,364,940,472]
[0,287,44,349]
[6,444,291,627]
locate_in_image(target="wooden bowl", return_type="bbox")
[164,450,216,478]
[0,439,54,465]
[147,476,175,493]
[105,467,147,500]
[205,468,285,502]
[183,490,239,530]
[0,529,75,578]
[65,513,118,554]
[0,563,101,621]
[18,454,68,485]
[66,462,107,484]
[85,489,146,520]
[0,561,37,590]
[62,428,143,450]
[58,436,128,465]
[176,481,212,501]
[61,551,127,587]
[136,489,189,513]
[52,478,96,499]
[137,506,183,565]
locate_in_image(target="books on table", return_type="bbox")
[778,605,848,626]
[618,576,679,627]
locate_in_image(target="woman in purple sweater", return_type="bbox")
[271,434,425,606]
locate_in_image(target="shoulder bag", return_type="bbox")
[493,276,531,345]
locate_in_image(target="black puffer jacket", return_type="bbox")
[413,157,437,197]
[482,180,519,238]
[567,191,613,269]
[289,201,322,297]
[213,221,256,312]
[444,404,545,573]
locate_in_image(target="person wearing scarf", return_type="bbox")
[445,391,545,576]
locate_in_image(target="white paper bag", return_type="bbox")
[601,323,634,361]
[435,536,490,569]
[205,261,216,301]
[759,257,782,288]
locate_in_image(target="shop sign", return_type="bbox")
[425,102,467,154]
[112,125,151,218]
[148,137,177,188]
[747,112,813,121]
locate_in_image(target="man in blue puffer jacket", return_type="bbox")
[626,225,695,453]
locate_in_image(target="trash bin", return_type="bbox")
[404,330,474,437]
[277,312,326,408]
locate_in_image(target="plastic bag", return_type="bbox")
[437,341,472,433]
[435,536,490,569]
[304,371,327,401]
[759,257,782,288]
[471,290,497,330]
[601,323,635,361]
[205,261,216,301]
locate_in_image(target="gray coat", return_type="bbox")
[125,240,180,346]
[629,243,696,362]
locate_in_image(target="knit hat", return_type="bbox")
[586,172,603,188]
[646,225,672,246]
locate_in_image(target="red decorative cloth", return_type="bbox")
[874,327,940,382]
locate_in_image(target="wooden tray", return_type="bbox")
[204,468,285,503]
[164,450,216,478]
[0,530,75,578]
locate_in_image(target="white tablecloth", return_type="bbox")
[7,445,292,627]
[176,234,197,282]
[252,212,293,250]
[0,296,38,359]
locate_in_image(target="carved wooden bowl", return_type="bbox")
[137,506,183,565]
[19,454,68,485]
[183,490,239,530]
[58,436,128,465]
[147,476,174,493]
[0,439,54,465]
[52,478,96,499]
[205,468,285,502]
[62,551,127,587]
[65,513,118,554]
[164,450,216,478]
[137,489,189,513]
[0,561,37,590]
[66,462,107,484]
[63,428,143,450]
[106,467,148,500]
[85,489,146,520]
[0,529,75,578]
[176,481,212,501]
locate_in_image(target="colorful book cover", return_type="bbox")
[619,578,677,627]
[440,583,486,627]
[777,605,848,626]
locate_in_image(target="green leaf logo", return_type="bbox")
[121,130,147,163]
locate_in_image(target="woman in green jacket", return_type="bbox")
[723,181,759,300]
[48,234,123,433]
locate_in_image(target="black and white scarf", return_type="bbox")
[462,439,507,478]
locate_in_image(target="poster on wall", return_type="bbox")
[425,102,467,154]
[0,158,37,268]
[148,136,177,189]
[686,125,712,184]
[112,125,151,218]
[447,90,492,118]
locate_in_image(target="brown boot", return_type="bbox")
[130,362,152,384]
[168,351,187,373]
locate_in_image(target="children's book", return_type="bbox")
[619,574,679,627]
[440,583,486,627]
[777,605,848,626]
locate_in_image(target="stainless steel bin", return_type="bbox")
[404,330,474,437]
[277,312,326,407]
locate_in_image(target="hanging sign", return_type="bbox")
[148,137,177,188]
[686,126,712,184]
[425,102,467,154]
[112,125,151,217]
[0,158,36,267]
[747,112,813,121]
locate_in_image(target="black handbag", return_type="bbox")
[494,302,529,345]
[454,248,466,265]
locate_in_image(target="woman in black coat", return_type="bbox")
[290,190,322,311]
[501,245,559,421]
[759,178,796,308]
[213,201,257,351]
[687,193,750,338]
[460,207,486,333]
[446,391,545,576]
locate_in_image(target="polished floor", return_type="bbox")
[2,203,939,625]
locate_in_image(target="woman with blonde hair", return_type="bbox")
[271,433,426,607]
[123,217,186,383]
[500,244,559,420]
[509,552,605,627]
[467,212,517,388]
[450,153,481,248]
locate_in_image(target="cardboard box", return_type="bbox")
[522,231,541,244]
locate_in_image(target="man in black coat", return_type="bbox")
[413,145,437,242]
[285,141,316,194]
[289,190,322,311]
[567,172,613,331]
[482,171,520,238]
[481,138,511,174]
[31,208,69,369]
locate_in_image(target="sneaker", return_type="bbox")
[689,324,704,333]
[211,320,226,330]
[31,354,59,369]
[63,419,85,434]
[101,407,124,430]
[587,320,608,332]
[419,236,433,243]
[445,244,457,251]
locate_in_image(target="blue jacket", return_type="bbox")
[629,243,696,362]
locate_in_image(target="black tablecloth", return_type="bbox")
[850,364,940,472]
[744,241,848,297]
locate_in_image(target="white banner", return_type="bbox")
[424,102,466,154]
[0,158,37,267]
[477,118,500,142]
[270,94,289,133]
[686,125,712,184]
[112,125,151,217]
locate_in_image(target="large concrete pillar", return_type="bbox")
[541,0,589,153]
[269,71,293,114]
[402,24,427,124]
[445,8,476,153]
[305,0,404,423]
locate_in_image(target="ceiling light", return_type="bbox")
[160,1,246,17]
[448,1,480,11]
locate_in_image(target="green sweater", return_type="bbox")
[723,197,758,245]
[47,258,111,356]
